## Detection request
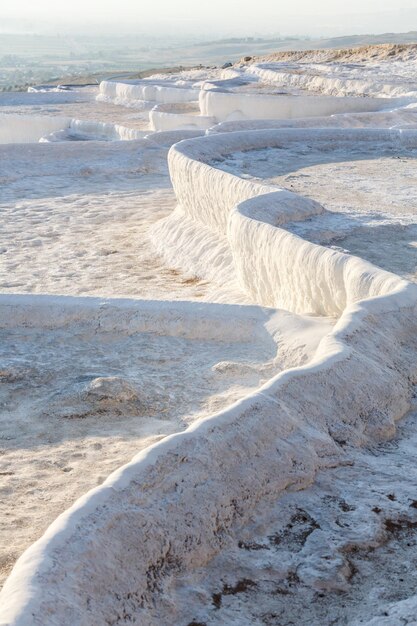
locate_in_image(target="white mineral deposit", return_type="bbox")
[0,20,416,626]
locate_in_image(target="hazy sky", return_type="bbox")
[2,0,417,37]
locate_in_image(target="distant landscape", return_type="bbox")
[1,29,416,90]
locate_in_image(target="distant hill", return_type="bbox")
[295,31,417,50]
[180,32,417,63]
[244,42,417,65]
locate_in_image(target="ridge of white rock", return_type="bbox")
[0,273,415,625]
[97,70,411,132]
[244,62,417,98]
[149,102,216,132]
[1,119,417,625]
[0,294,275,345]
[199,89,408,123]
[0,114,147,143]
[208,104,417,133]
[0,115,71,144]
[98,80,199,107]
[145,128,205,146]
[155,127,414,315]
[55,119,145,141]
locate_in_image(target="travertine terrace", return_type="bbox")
[0,43,417,626]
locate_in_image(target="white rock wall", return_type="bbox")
[165,127,413,315]
[199,89,406,122]
[98,80,198,106]
[1,125,417,626]
[1,283,416,625]
[149,104,216,131]
[246,63,417,98]
[0,115,71,144]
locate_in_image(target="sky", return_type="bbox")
[1,0,417,37]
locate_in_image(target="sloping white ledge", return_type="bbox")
[0,115,71,144]
[0,115,147,144]
[199,89,408,122]
[207,106,417,134]
[149,102,216,132]
[245,63,417,98]
[163,127,415,315]
[1,128,417,625]
[98,80,199,107]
